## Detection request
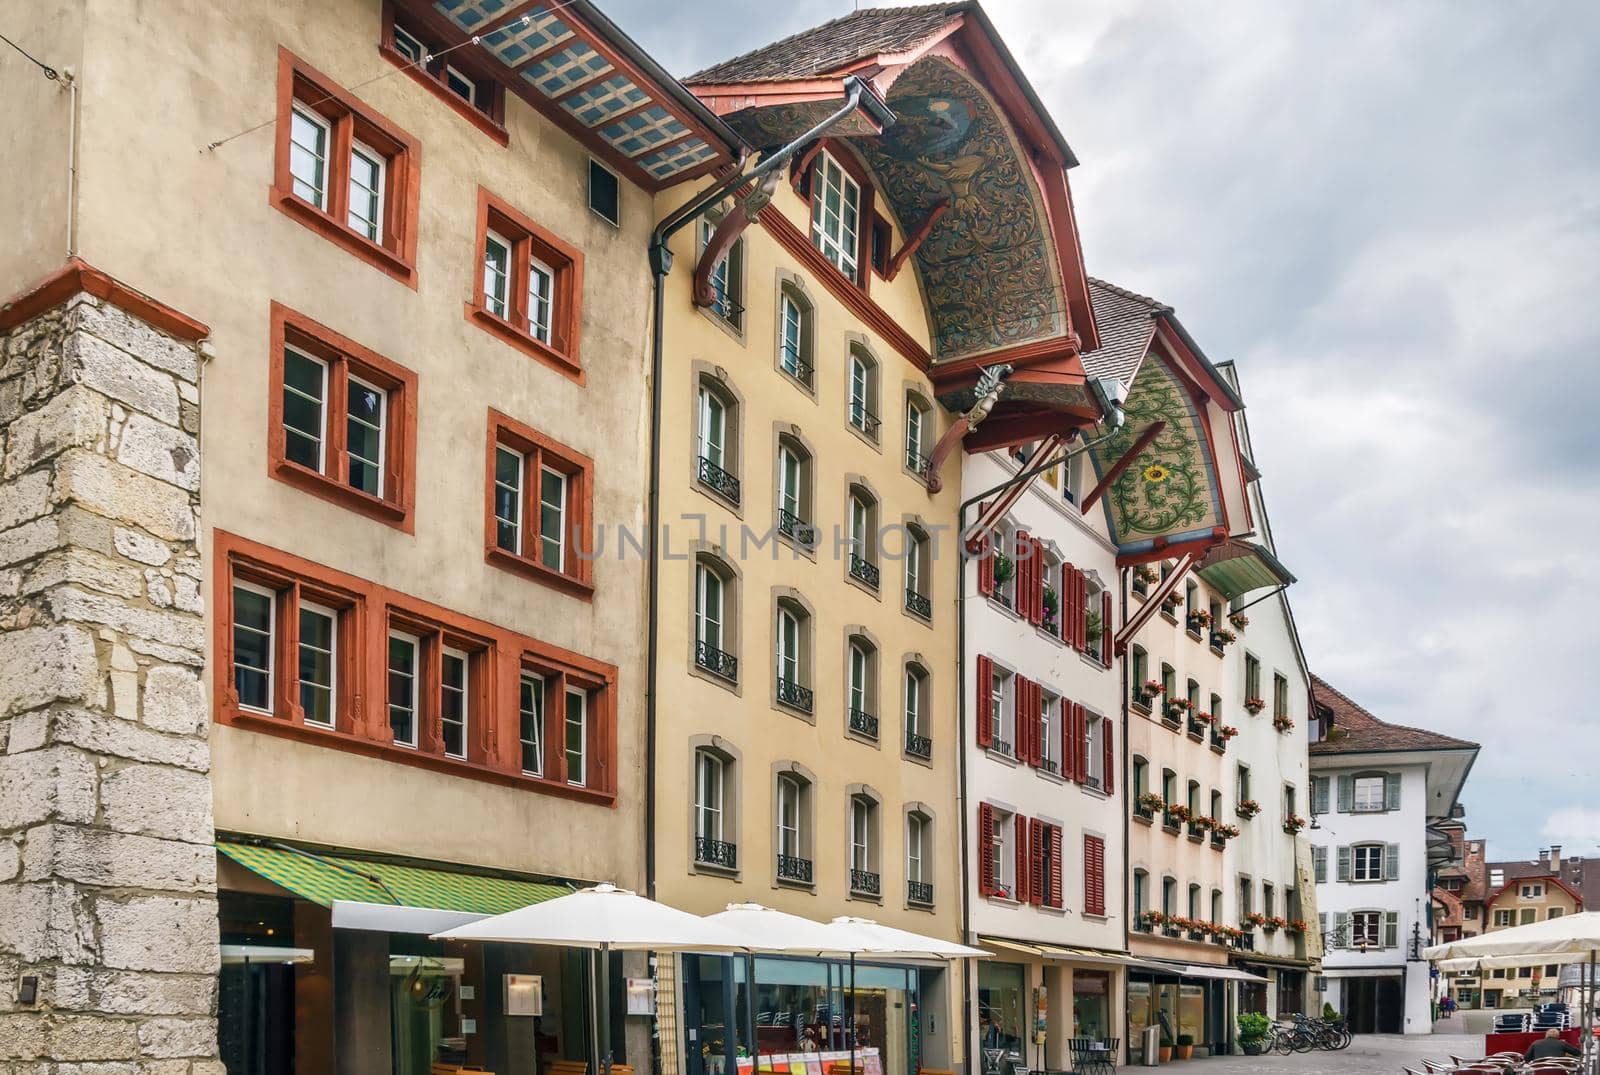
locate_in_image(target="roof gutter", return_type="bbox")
[643,76,893,900]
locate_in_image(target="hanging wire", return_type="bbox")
[203,0,588,153]
[0,30,60,79]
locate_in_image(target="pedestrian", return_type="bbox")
[1524,1030,1582,1062]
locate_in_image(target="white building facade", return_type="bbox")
[963,444,1130,1075]
[1308,679,1478,1034]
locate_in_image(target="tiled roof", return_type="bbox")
[1489,855,1600,910]
[1309,675,1478,755]
[687,4,966,84]
[1082,277,1166,388]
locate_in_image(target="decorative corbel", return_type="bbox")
[924,363,1011,494]
[886,200,948,281]
[691,171,782,309]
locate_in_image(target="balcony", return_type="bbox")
[904,446,931,477]
[695,640,738,683]
[907,879,934,906]
[696,455,741,506]
[780,346,814,387]
[905,732,933,761]
[848,707,879,739]
[709,292,745,330]
[990,737,1014,759]
[777,508,818,546]
[849,554,880,589]
[1040,757,1060,777]
[849,402,881,440]
[777,677,813,714]
[695,837,738,870]
[850,869,881,897]
[904,588,932,620]
[777,854,813,885]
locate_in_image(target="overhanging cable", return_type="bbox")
[0,30,60,80]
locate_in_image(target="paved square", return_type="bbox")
[1152,1033,1483,1073]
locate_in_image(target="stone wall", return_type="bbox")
[0,291,220,1069]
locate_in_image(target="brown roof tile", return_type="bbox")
[687,4,966,84]
[1082,278,1165,388]
[1309,675,1478,755]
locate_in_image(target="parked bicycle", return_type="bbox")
[1266,1014,1352,1053]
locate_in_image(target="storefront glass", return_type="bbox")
[977,961,1025,1075]
[1125,980,1152,1046]
[1175,984,1204,1045]
[1071,971,1110,1040]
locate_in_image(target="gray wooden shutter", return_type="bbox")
[1333,911,1349,948]
[1384,772,1401,811]
[1311,776,1330,815]
[1320,912,1329,941]
[1337,774,1354,812]
[1337,845,1352,882]
[1384,843,1401,881]
[1383,911,1400,948]
[1313,846,1327,883]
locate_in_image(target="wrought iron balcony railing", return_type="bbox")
[780,346,813,386]
[905,732,932,760]
[848,708,879,739]
[776,677,813,714]
[849,403,881,438]
[849,555,880,589]
[777,854,813,884]
[904,588,932,619]
[695,837,737,870]
[850,869,880,896]
[907,880,934,906]
[777,508,818,546]
[696,455,741,505]
[695,640,738,683]
[904,446,931,477]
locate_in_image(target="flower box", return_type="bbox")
[1273,714,1296,733]
[1236,799,1262,819]
[1283,814,1307,835]
[1244,698,1266,715]
[1228,612,1249,631]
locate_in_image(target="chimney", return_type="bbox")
[1548,845,1563,874]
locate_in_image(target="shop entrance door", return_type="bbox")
[1343,977,1402,1034]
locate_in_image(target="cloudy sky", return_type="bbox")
[607,0,1600,860]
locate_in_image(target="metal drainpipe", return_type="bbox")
[643,76,894,901]
[955,431,1120,1075]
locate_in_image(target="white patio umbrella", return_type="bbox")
[1425,911,1600,1072]
[435,884,748,1075]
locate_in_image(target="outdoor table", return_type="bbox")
[1066,1038,1117,1074]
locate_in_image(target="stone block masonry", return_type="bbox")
[0,288,221,1068]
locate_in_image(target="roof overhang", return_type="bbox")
[410,0,740,189]
[1310,746,1479,822]
[1196,538,1296,602]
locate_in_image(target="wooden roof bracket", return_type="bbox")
[1113,551,1196,657]
[1079,420,1166,515]
[925,363,1011,494]
[691,170,782,308]
[886,199,949,280]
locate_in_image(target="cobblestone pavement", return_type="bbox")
[1151,1033,1483,1073]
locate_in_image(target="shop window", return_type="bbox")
[699,217,745,330]
[379,2,506,141]
[269,303,417,530]
[693,555,738,684]
[695,377,742,506]
[271,49,420,285]
[487,411,593,595]
[217,532,615,800]
[978,960,1026,1055]
[846,344,880,441]
[470,188,585,378]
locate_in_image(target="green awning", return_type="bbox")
[218,841,568,915]
[1195,539,1295,602]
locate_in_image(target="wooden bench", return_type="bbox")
[547,1061,635,1075]
[431,1065,492,1075]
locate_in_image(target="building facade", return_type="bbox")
[0,0,738,1068]
[1309,678,1478,1034]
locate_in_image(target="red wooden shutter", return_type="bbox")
[978,504,995,596]
[1014,812,1030,904]
[1100,590,1114,667]
[1084,834,1106,916]
[1015,530,1031,620]
[976,655,994,748]
[977,803,996,896]
[1060,562,1076,648]
[1025,679,1042,766]
[1074,703,1089,783]
[1049,825,1064,908]
[1030,539,1046,626]
[1102,715,1116,795]
[1075,570,1090,651]
[1029,818,1045,906]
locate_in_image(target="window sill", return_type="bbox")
[844,569,882,601]
[691,860,740,879]
[847,889,883,905]
[1078,782,1109,801]
[773,697,817,724]
[985,748,1019,767]
[693,476,744,517]
[902,603,933,629]
[986,595,1020,619]
[1131,700,1152,716]
[221,705,613,805]
[774,528,819,562]
[1037,626,1067,647]
[777,365,817,400]
[696,301,747,345]
[688,660,741,697]
[1160,610,1180,625]
[271,188,417,288]
[467,304,582,383]
[271,458,413,532]
[485,546,594,600]
[845,419,882,455]
[1080,650,1108,671]
[1132,813,1153,827]
[775,875,815,892]
[845,726,881,749]
[379,42,509,146]
[1036,767,1066,785]
[902,744,934,768]
[986,893,1020,907]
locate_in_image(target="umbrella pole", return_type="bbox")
[849,953,857,1075]
[747,952,759,1075]
[1586,950,1595,1075]
[590,945,605,1075]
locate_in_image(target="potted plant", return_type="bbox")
[1210,627,1236,647]
[1228,611,1249,630]
[1168,804,1192,823]
[992,552,1015,585]
[1041,584,1059,630]
[1137,792,1167,816]
[1244,912,1267,928]
[1176,1034,1195,1060]
[1237,1013,1270,1055]
[1141,679,1166,703]
[1140,909,1167,932]
[1283,813,1307,834]
[1323,1002,1342,1024]
[1216,822,1241,840]
[1288,918,1308,935]
[1085,607,1104,641]
[1273,714,1295,733]
[1266,916,1288,933]
[1244,697,1266,715]
[1161,591,1184,614]
[1193,710,1213,726]
[1236,798,1261,818]
[1158,1032,1173,1064]
[1186,608,1211,632]
[1219,724,1240,741]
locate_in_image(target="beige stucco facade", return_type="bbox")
[651,171,966,1060]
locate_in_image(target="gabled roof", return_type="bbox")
[1484,874,1584,912]
[1309,676,1478,755]
[688,4,965,84]
[1082,278,1162,389]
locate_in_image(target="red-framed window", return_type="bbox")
[469,187,586,381]
[270,48,421,287]
[485,409,594,598]
[379,0,508,145]
[1028,819,1064,910]
[267,302,417,531]
[215,531,617,802]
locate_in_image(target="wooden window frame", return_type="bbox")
[485,408,595,598]
[268,303,418,531]
[795,140,876,296]
[214,531,617,803]
[271,48,421,287]
[468,187,586,381]
[377,1,509,146]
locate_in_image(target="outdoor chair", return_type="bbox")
[1066,1036,1118,1073]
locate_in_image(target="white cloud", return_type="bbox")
[1541,808,1600,857]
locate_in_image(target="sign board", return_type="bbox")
[505,974,543,1017]
[627,977,656,1016]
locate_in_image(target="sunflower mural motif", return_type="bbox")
[1087,356,1223,544]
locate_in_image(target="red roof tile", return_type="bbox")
[686,4,966,84]
[1309,675,1478,755]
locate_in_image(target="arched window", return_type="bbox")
[695,375,740,506]
[846,634,877,740]
[904,662,931,759]
[699,216,745,330]
[693,555,737,684]
[775,766,813,886]
[1162,876,1177,916]
[847,345,880,440]
[1133,755,1149,799]
[846,485,880,589]
[904,392,932,478]
[774,596,813,714]
[1131,645,1150,710]
[1188,883,1202,920]
[906,808,934,906]
[904,524,931,620]
[693,745,737,871]
[777,283,814,388]
[775,434,814,543]
[1211,887,1224,924]
[848,790,880,896]
[1133,869,1149,919]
